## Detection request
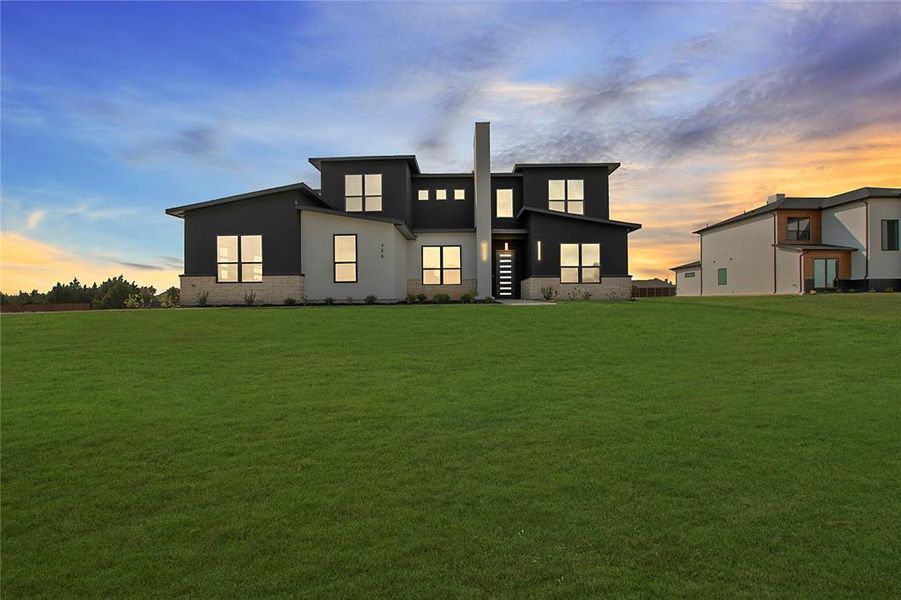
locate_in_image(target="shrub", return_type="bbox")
[92,275,141,309]
[886,286,895,293]
[365,294,377,305]
[124,293,143,309]
[580,290,593,301]
[300,294,308,305]
[460,292,475,304]
[416,293,427,303]
[163,286,180,308]
[324,296,335,305]
[405,293,417,304]
[540,286,558,301]
[284,297,297,306]
[566,289,581,301]
[197,291,209,306]
[433,293,450,304]
[243,291,255,306]
[345,296,354,305]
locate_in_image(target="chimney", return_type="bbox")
[767,193,785,204]
[473,122,492,298]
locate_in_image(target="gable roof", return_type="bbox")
[165,182,325,218]
[694,187,901,234]
[516,206,641,231]
[308,155,421,174]
[632,278,674,288]
[512,162,620,174]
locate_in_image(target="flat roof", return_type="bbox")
[308,155,421,174]
[512,162,620,174]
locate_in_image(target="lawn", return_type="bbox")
[2,295,900,597]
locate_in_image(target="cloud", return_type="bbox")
[25,209,46,230]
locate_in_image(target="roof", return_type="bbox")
[308,155,421,174]
[512,163,620,174]
[775,243,859,252]
[694,187,901,234]
[516,206,641,231]
[632,278,674,288]
[296,205,416,240]
[670,260,701,271]
[165,182,324,218]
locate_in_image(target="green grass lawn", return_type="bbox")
[2,295,900,597]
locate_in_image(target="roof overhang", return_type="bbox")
[516,206,641,231]
[297,205,416,240]
[512,162,620,174]
[165,182,323,218]
[308,155,421,174]
[775,243,858,252]
[670,261,701,271]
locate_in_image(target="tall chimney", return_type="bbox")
[473,122,492,298]
[767,193,785,204]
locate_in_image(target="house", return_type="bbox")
[631,278,675,298]
[670,187,901,296]
[165,122,642,305]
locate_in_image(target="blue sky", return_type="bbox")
[2,1,900,291]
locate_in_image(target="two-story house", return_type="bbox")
[166,122,641,304]
[671,187,901,295]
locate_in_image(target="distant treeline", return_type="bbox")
[1,276,180,309]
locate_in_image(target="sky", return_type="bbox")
[2,1,900,293]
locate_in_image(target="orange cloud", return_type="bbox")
[0,232,180,293]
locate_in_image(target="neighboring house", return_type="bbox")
[671,187,901,296]
[631,278,675,298]
[166,122,642,305]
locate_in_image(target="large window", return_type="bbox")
[333,234,357,283]
[560,243,600,283]
[345,174,382,212]
[787,217,811,241]
[217,235,262,283]
[548,179,584,215]
[422,245,462,285]
[718,268,727,286]
[496,189,513,218]
[882,219,899,251]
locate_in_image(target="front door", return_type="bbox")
[495,250,516,298]
[813,258,838,288]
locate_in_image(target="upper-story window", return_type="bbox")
[418,189,429,201]
[560,243,599,283]
[454,189,466,200]
[548,179,584,215]
[496,189,513,218]
[882,219,899,251]
[787,217,811,241]
[345,174,382,212]
[436,189,447,201]
[217,235,262,283]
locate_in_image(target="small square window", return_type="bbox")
[436,189,447,201]
[418,189,429,201]
[454,189,466,200]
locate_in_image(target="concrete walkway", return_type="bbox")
[496,299,555,306]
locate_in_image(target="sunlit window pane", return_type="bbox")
[422,246,442,269]
[582,267,600,283]
[567,179,584,200]
[365,196,382,212]
[444,269,462,285]
[345,175,363,196]
[436,189,447,200]
[217,236,238,262]
[423,269,442,285]
[218,263,238,282]
[335,263,356,282]
[560,267,579,283]
[365,174,381,195]
[568,201,584,215]
[418,189,429,201]
[561,244,580,266]
[443,246,461,268]
[242,263,263,282]
[549,200,566,213]
[582,244,600,267]
[455,189,465,200]
[241,235,262,263]
[496,189,513,218]
[346,196,363,212]
[334,235,356,262]
[549,180,565,201]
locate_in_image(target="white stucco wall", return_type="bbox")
[822,201,867,279]
[701,213,775,295]
[300,211,408,301]
[867,197,901,280]
[405,232,478,281]
[775,247,802,294]
[674,268,701,296]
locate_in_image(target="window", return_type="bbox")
[345,174,382,212]
[333,234,357,283]
[882,219,899,251]
[560,243,600,283]
[217,235,262,283]
[422,245,462,285]
[814,258,838,288]
[787,217,811,241]
[454,189,466,201]
[684,272,696,278]
[436,189,447,201]
[718,268,727,286]
[496,189,513,218]
[418,189,429,201]
[548,179,584,215]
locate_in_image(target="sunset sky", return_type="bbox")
[2,2,900,293]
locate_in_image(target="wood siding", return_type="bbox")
[801,249,852,290]
[777,209,821,244]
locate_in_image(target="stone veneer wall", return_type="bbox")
[180,275,304,306]
[406,279,477,301]
[520,276,632,300]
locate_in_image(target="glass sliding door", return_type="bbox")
[813,258,838,288]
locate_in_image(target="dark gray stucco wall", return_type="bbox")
[520,167,611,220]
[183,190,302,276]
[525,212,630,278]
